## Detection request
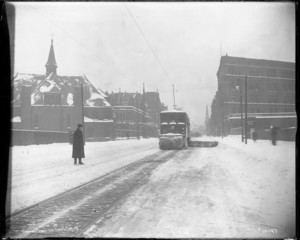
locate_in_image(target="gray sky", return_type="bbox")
[9,2,295,127]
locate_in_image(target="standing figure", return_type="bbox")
[72,124,85,165]
[252,130,257,142]
[270,126,278,146]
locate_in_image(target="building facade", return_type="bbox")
[12,39,114,145]
[105,86,167,138]
[211,55,296,140]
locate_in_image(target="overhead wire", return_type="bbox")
[29,4,141,90]
[124,4,174,87]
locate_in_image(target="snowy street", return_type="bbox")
[7,136,295,238]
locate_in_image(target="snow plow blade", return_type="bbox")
[188,140,218,147]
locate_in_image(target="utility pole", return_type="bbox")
[237,79,244,142]
[172,84,176,109]
[136,92,140,140]
[244,75,248,144]
[81,83,85,145]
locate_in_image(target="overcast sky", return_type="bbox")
[8,2,295,127]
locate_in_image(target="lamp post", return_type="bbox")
[244,75,248,144]
[236,79,244,142]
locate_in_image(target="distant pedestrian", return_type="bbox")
[252,130,257,142]
[72,124,85,165]
[270,126,278,146]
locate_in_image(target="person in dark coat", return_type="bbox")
[72,124,85,165]
[252,130,257,142]
[270,126,278,146]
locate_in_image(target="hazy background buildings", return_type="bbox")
[8,2,295,128]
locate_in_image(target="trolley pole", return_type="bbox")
[172,84,176,109]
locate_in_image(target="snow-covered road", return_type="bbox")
[8,138,158,215]
[8,136,295,238]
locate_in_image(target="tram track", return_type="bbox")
[7,146,157,219]
[6,150,179,238]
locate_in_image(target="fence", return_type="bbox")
[229,127,296,142]
[11,129,72,146]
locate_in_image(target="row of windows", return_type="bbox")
[115,111,141,122]
[33,111,111,128]
[226,65,295,79]
[34,114,72,128]
[229,95,294,104]
[229,81,294,92]
[267,98,294,104]
[231,107,294,114]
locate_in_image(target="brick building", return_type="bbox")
[11,39,113,145]
[105,85,167,138]
[210,55,296,140]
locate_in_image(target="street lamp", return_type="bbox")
[236,79,244,142]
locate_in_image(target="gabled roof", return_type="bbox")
[12,73,110,107]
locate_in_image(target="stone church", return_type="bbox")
[12,39,114,144]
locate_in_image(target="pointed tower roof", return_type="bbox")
[46,38,57,67]
[45,38,58,76]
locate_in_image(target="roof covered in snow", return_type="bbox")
[160,110,186,114]
[12,73,110,107]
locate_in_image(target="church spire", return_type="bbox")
[45,37,57,76]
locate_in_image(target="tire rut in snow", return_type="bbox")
[6,150,179,238]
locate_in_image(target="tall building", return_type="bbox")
[211,55,296,140]
[12,39,113,145]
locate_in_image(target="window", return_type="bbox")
[44,93,62,105]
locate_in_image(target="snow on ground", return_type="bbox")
[84,136,295,238]
[8,135,295,238]
[8,138,158,215]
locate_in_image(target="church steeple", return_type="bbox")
[45,38,57,76]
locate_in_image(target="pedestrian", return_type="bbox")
[72,124,85,165]
[252,130,257,143]
[270,126,278,146]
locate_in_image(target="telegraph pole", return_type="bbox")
[236,79,244,142]
[136,92,140,140]
[244,75,248,144]
[81,83,85,145]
